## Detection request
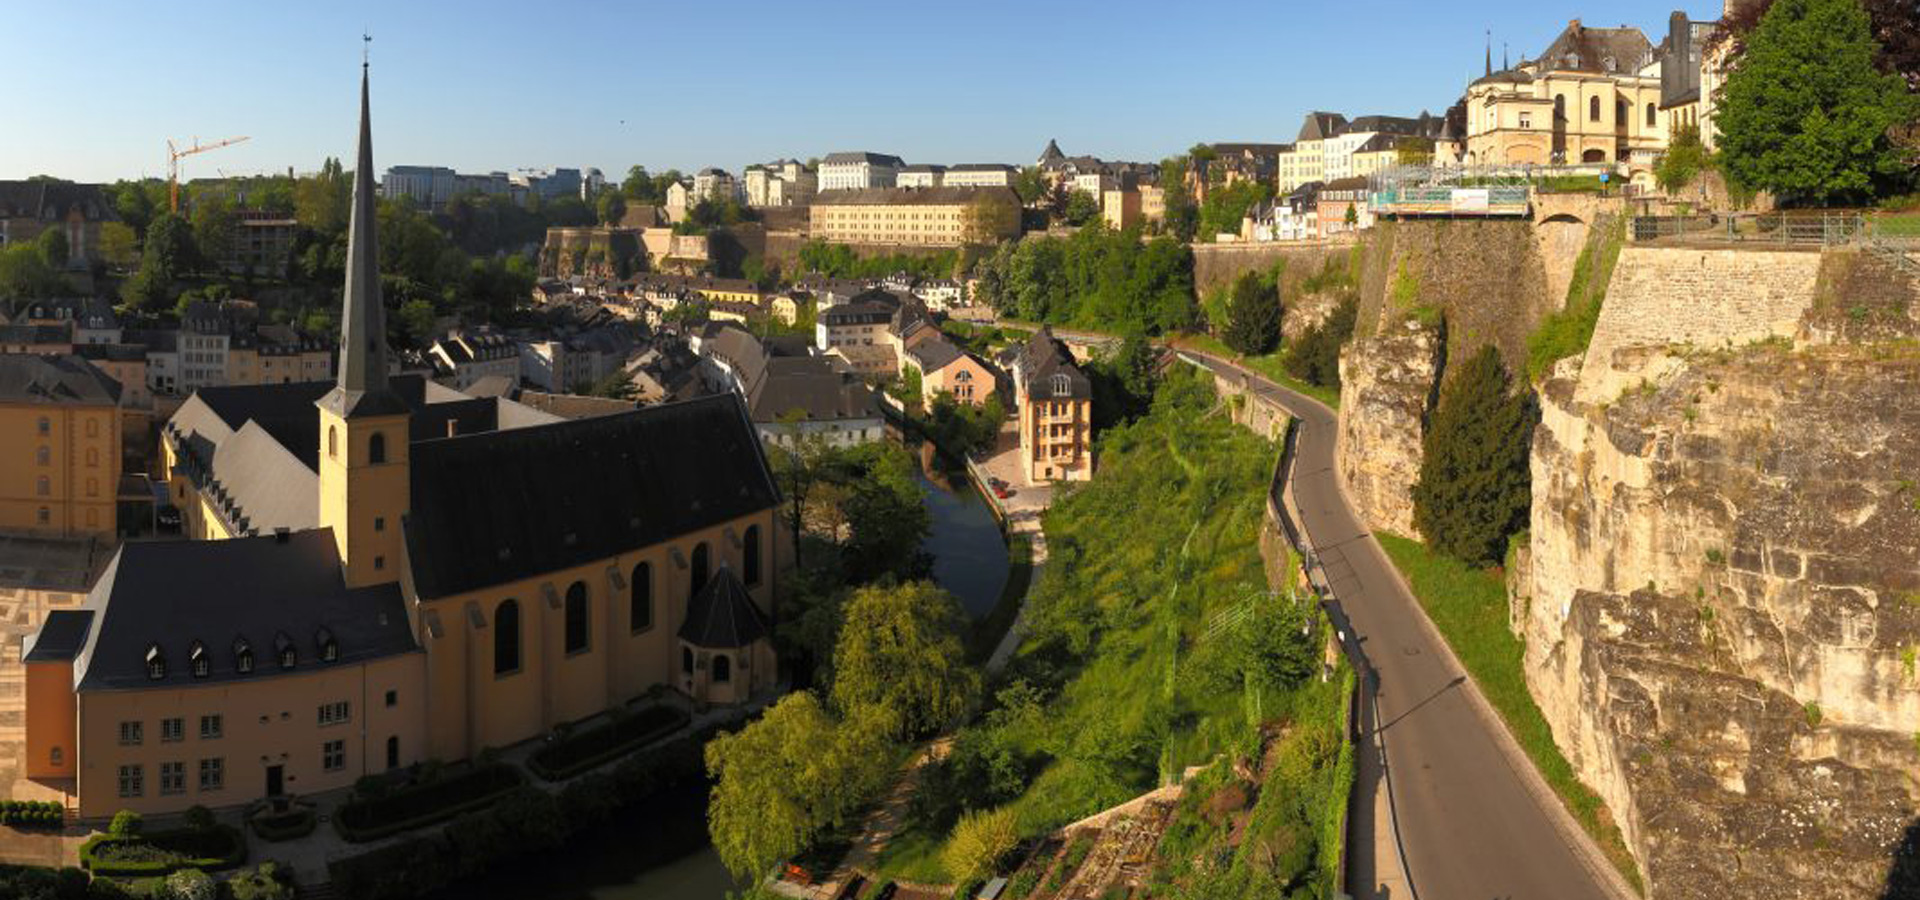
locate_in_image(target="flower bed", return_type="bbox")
[334,763,524,843]
[79,826,246,877]
[248,806,317,842]
[0,800,63,829]
[527,705,691,781]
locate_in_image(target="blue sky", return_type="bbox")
[4,0,1719,183]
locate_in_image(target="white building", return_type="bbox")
[693,168,738,203]
[818,152,905,191]
[942,164,1017,188]
[895,165,945,188]
[382,166,456,208]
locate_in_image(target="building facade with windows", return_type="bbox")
[20,67,783,818]
[1001,327,1092,485]
[809,187,1020,247]
[1462,20,1667,169]
[817,152,906,191]
[0,355,122,538]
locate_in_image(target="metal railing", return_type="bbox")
[1631,212,1869,246]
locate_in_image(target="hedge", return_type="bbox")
[526,705,691,781]
[249,806,317,842]
[0,800,64,829]
[79,825,246,877]
[334,764,524,843]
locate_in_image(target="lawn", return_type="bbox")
[1374,532,1644,893]
[1176,333,1342,409]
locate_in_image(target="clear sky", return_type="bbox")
[3,0,1720,184]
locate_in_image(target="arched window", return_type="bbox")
[631,562,653,633]
[691,543,711,596]
[1051,373,1070,397]
[713,654,731,683]
[145,644,166,680]
[35,477,48,497]
[327,426,338,459]
[189,641,208,678]
[35,446,48,466]
[234,638,253,674]
[1555,95,1566,120]
[494,599,521,675]
[681,646,694,674]
[564,581,590,654]
[317,627,338,662]
[385,736,400,770]
[369,432,387,464]
[1589,96,1601,121]
[1615,99,1628,125]
[743,525,762,587]
[1646,102,1657,127]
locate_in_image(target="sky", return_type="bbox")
[2,0,1722,184]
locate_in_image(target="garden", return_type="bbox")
[80,811,246,879]
[333,762,524,843]
[526,703,692,781]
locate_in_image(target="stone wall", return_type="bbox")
[1191,242,1346,296]
[1355,219,1556,374]
[1335,318,1441,537]
[1515,243,1920,898]
[1199,366,1289,441]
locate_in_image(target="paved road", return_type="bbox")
[1179,350,1626,900]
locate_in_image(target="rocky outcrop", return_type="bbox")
[1281,288,1347,344]
[1516,245,1920,899]
[1336,318,1441,537]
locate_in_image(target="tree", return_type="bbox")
[1655,124,1712,193]
[1282,295,1358,388]
[1196,180,1273,241]
[941,806,1019,885]
[190,192,237,268]
[1062,189,1102,226]
[597,191,627,226]
[0,242,64,301]
[98,222,138,269]
[396,299,437,345]
[705,693,888,884]
[1159,156,1199,242]
[294,157,351,235]
[1012,167,1050,205]
[1716,0,1920,90]
[1396,136,1437,166]
[1715,0,1920,203]
[1411,346,1535,566]
[830,581,980,737]
[839,443,932,582]
[963,192,1021,244]
[122,213,195,311]
[1221,270,1280,356]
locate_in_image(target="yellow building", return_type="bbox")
[23,67,783,818]
[1463,20,1668,168]
[999,328,1091,485]
[810,187,1020,247]
[0,355,122,538]
[904,335,996,408]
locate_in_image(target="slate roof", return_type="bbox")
[0,354,121,406]
[1010,327,1090,400]
[1296,112,1350,142]
[948,163,1017,173]
[812,187,1017,207]
[899,164,947,173]
[22,610,93,663]
[905,334,966,372]
[0,181,116,222]
[1536,20,1653,75]
[0,324,73,346]
[70,531,416,691]
[404,392,779,599]
[747,356,884,424]
[679,564,768,649]
[822,151,906,167]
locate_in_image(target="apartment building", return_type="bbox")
[809,187,1020,247]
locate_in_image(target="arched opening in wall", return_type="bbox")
[328,426,337,459]
[1581,148,1607,163]
[681,646,693,674]
[369,432,387,464]
[1589,96,1601,122]
[743,525,761,586]
[1616,99,1628,127]
[1540,213,1587,226]
[631,562,652,633]
[386,736,399,770]
[712,654,731,684]
[494,599,521,675]
[564,581,590,654]
[691,543,710,596]
[1646,103,1657,127]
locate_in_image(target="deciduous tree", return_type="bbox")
[830,581,980,737]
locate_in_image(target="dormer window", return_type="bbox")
[274,632,295,669]
[1051,373,1071,397]
[316,627,338,662]
[145,644,166,680]
[189,641,208,678]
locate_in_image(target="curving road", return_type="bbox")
[1177,350,1630,900]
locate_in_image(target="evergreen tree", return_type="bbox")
[1221,270,1280,356]
[1411,346,1534,566]
[1282,295,1358,388]
[1716,0,1920,203]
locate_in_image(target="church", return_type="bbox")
[18,65,783,817]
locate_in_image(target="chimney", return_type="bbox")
[274,527,290,544]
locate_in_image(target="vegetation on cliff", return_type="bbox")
[1411,346,1535,567]
[970,224,1196,335]
[1525,214,1626,382]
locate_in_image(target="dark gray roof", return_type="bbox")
[1536,20,1653,75]
[1296,112,1350,142]
[905,335,966,373]
[678,564,768,649]
[1011,327,1090,400]
[23,610,93,663]
[899,164,947,173]
[822,151,905,167]
[0,354,121,406]
[404,392,779,599]
[0,181,116,222]
[0,324,73,346]
[1039,139,1064,163]
[747,356,884,424]
[71,531,416,692]
[948,163,1017,173]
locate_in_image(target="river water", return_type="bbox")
[434,474,1010,900]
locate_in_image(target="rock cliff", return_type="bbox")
[1515,246,1920,898]
[1336,318,1441,537]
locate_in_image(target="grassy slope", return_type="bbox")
[1374,533,1644,892]
[1177,333,1342,409]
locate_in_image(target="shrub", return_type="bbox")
[942,807,1020,886]
[162,868,215,900]
[334,764,524,843]
[526,705,691,781]
[0,800,65,829]
[79,825,245,878]
[226,861,296,900]
[1008,869,1041,899]
[109,810,142,838]
[182,806,214,833]
[248,807,316,842]
[1282,295,1357,389]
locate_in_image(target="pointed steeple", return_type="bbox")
[321,56,408,419]
[1485,30,1493,76]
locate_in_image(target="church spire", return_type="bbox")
[1485,30,1492,76]
[338,59,387,394]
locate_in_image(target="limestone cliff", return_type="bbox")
[1516,246,1920,899]
[1336,318,1441,538]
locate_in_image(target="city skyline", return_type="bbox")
[5,0,1720,183]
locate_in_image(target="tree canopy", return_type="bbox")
[830,581,980,738]
[1221,270,1280,356]
[1411,346,1535,566]
[971,225,1195,334]
[1716,0,1920,203]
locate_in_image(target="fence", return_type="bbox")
[1631,212,1869,246]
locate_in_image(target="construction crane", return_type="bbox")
[167,136,251,212]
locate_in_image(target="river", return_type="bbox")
[434,473,1011,899]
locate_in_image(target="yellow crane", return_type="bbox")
[167,135,251,212]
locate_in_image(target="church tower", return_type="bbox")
[318,59,410,589]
